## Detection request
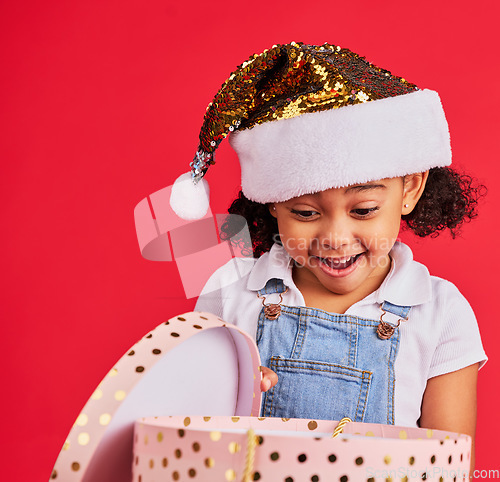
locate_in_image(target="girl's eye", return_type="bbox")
[352,207,379,217]
[291,209,319,219]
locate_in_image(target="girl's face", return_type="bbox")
[270,175,427,297]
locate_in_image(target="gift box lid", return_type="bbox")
[50,311,261,482]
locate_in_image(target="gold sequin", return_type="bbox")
[191,42,418,181]
[210,431,222,441]
[205,457,215,468]
[184,417,191,427]
[77,433,90,446]
[157,432,164,442]
[384,455,391,465]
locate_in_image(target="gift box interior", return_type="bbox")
[51,312,471,482]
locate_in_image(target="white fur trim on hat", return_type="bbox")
[229,89,451,203]
[170,172,210,220]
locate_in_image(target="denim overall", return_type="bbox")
[256,279,411,425]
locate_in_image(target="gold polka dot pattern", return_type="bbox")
[228,441,241,454]
[90,388,102,400]
[307,421,318,430]
[75,414,88,427]
[51,310,470,481]
[99,413,111,426]
[50,311,262,481]
[114,390,126,401]
[225,468,236,481]
[132,415,472,482]
[77,433,89,446]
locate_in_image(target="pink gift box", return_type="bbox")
[51,311,471,482]
[134,416,471,482]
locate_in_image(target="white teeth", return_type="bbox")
[325,255,353,263]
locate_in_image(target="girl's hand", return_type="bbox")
[260,366,278,392]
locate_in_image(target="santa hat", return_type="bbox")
[170,42,451,220]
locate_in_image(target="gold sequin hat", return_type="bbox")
[170,42,451,219]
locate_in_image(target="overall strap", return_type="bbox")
[381,301,412,321]
[257,278,287,297]
[377,301,412,340]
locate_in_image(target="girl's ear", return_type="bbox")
[268,203,278,218]
[402,171,429,215]
[267,203,277,218]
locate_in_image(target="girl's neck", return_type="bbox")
[292,256,392,315]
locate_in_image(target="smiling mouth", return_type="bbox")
[317,253,364,270]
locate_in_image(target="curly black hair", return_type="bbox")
[219,167,486,258]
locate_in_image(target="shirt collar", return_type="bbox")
[368,241,432,307]
[247,243,295,292]
[247,241,432,307]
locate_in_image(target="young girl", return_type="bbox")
[170,41,486,460]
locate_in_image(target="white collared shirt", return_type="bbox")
[195,241,487,427]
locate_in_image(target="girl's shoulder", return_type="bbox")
[428,274,470,301]
[195,251,271,333]
[198,254,258,296]
[388,242,474,313]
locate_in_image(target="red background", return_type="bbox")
[1,1,499,480]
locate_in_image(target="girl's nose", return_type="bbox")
[316,219,355,251]
[318,236,350,251]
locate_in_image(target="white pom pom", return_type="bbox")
[170,172,210,220]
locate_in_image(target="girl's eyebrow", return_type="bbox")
[345,183,387,194]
